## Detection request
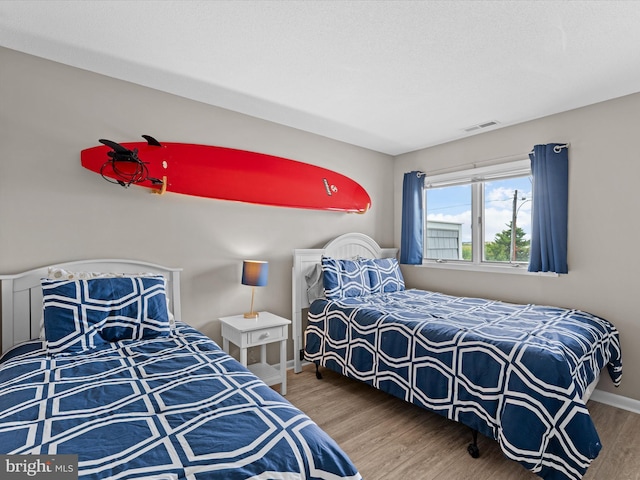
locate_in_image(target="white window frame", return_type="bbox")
[422,159,555,276]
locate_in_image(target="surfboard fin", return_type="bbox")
[99,139,131,155]
[142,135,162,147]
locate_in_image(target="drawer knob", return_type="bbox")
[260,332,270,339]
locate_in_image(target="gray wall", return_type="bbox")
[3,45,637,403]
[0,47,394,362]
[394,92,640,401]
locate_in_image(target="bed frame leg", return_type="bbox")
[314,361,323,380]
[467,429,480,458]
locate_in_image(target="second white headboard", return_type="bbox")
[291,233,398,373]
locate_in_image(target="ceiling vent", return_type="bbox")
[463,120,499,133]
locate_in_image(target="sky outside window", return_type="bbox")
[426,176,532,244]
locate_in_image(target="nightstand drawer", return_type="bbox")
[248,325,286,345]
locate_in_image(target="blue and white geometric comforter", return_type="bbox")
[0,322,361,480]
[305,289,622,480]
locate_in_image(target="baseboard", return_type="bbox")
[274,359,308,372]
[590,389,640,415]
[284,359,310,372]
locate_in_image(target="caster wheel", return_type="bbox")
[467,444,480,458]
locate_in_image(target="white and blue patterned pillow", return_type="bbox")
[363,258,405,294]
[321,257,372,299]
[39,269,176,339]
[42,276,171,355]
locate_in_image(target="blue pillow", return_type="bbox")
[321,257,372,299]
[42,276,171,355]
[363,258,405,294]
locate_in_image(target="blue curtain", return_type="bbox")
[400,171,424,264]
[528,144,569,273]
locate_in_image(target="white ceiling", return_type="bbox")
[2,1,640,156]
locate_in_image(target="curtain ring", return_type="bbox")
[553,143,569,153]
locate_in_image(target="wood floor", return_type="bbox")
[285,365,640,480]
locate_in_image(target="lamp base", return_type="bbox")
[244,311,259,319]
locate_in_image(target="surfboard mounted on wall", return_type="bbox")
[80,135,371,214]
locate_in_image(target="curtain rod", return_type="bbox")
[418,143,571,178]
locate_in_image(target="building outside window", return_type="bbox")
[426,221,463,260]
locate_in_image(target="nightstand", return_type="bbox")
[219,312,291,395]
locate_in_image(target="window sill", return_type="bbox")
[415,261,558,277]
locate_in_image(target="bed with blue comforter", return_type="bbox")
[304,257,622,480]
[0,272,360,480]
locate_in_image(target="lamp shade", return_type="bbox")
[241,260,268,287]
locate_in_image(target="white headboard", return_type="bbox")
[291,233,398,373]
[0,259,182,354]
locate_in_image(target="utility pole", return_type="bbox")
[511,189,517,262]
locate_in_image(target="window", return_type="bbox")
[424,159,532,267]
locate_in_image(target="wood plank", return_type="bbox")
[582,400,640,480]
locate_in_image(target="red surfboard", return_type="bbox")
[80,136,371,213]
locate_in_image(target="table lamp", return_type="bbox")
[242,260,268,318]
